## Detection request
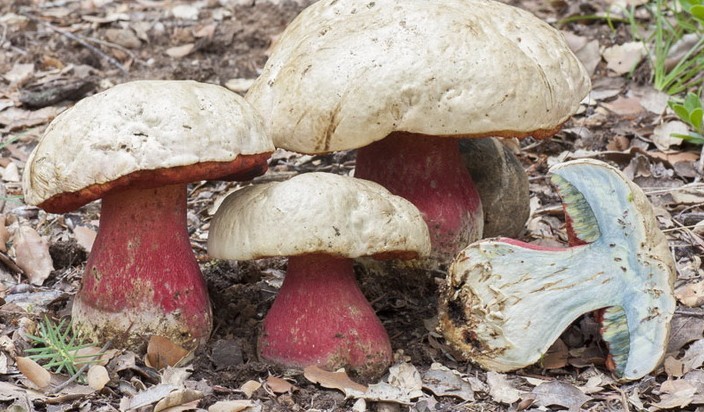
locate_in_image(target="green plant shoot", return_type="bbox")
[669,92,704,143]
[24,317,100,379]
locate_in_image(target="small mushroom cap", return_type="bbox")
[207,172,431,260]
[23,80,274,210]
[246,0,591,153]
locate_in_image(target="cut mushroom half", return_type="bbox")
[438,159,676,380]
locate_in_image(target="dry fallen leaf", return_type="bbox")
[387,363,423,399]
[601,96,644,117]
[578,374,609,394]
[16,356,51,389]
[303,365,367,395]
[532,381,591,412]
[602,42,647,75]
[632,85,670,114]
[73,346,118,367]
[0,214,9,253]
[240,380,261,398]
[265,375,294,394]
[72,226,97,253]
[171,4,200,19]
[13,226,54,286]
[681,339,704,373]
[166,44,195,58]
[119,383,178,411]
[87,364,110,390]
[562,31,600,76]
[652,121,688,151]
[0,106,62,131]
[665,356,686,379]
[3,62,34,84]
[2,161,20,182]
[540,338,569,370]
[653,379,696,409]
[146,335,190,369]
[668,316,704,354]
[208,400,257,412]
[0,381,46,402]
[676,280,704,307]
[422,364,474,401]
[161,366,192,387]
[153,388,203,412]
[486,371,521,404]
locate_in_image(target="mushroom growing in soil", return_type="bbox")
[459,138,530,238]
[207,172,431,378]
[246,0,591,263]
[22,80,274,350]
[438,159,676,380]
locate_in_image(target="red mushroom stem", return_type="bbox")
[355,132,483,261]
[72,184,211,349]
[258,253,392,378]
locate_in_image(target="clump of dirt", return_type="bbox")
[49,239,87,270]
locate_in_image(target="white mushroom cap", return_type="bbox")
[23,80,274,209]
[246,0,591,153]
[207,172,431,260]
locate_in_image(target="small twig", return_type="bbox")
[615,385,631,412]
[83,36,138,63]
[642,183,704,195]
[675,308,704,317]
[48,340,112,395]
[661,224,701,232]
[21,13,128,76]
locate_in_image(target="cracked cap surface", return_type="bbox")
[23,80,274,210]
[207,172,431,260]
[246,0,591,153]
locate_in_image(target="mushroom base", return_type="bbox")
[355,132,483,264]
[72,184,212,350]
[258,254,392,379]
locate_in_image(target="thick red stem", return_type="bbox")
[72,184,211,350]
[259,254,392,378]
[355,133,483,261]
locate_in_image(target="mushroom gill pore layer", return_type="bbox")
[438,159,676,381]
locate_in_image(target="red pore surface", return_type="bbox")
[38,153,271,213]
[258,254,392,378]
[73,184,211,349]
[355,132,482,262]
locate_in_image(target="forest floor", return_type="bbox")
[1,0,704,411]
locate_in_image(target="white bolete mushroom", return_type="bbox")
[246,0,590,262]
[438,159,676,380]
[23,80,274,350]
[207,172,431,378]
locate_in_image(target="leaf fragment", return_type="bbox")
[303,365,367,396]
[13,226,54,286]
[16,356,51,389]
[146,335,190,369]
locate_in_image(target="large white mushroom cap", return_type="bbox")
[208,172,431,260]
[246,0,591,153]
[23,80,274,209]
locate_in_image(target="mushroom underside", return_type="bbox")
[439,159,675,380]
